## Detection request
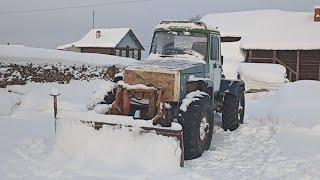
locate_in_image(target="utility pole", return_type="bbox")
[92,10,95,29]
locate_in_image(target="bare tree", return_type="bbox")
[189,15,202,22]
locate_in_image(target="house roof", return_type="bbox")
[58,28,144,50]
[201,9,320,50]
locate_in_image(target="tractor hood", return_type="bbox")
[123,59,209,102]
[125,59,204,72]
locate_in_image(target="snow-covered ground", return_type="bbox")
[1,80,319,179]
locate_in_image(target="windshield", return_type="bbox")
[150,31,208,60]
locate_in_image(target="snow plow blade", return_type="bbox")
[52,84,184,168]
[55,110,184,168]
[87,120,184,167]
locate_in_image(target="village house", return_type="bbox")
[202,7,320,81]
[58,28,145,60]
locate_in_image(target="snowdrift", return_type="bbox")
[247,80,320,128]
[237,63,287,91]
[222,61,287,91]
[0,89,21,116]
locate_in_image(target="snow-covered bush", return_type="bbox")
[87,82,116,114]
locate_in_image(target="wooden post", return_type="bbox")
[296,50,300,81]
[318,64,320,80]
[249,50,252,63]
[273,51,277,64]
[289,71,292,81]
[92,10,95,29]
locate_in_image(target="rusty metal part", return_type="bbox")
[111,86,123,115]
[109,85,176,127]
[122,89,131,115]
[148,89,157,119]
[82,120,184,167]
[110,86,164,118]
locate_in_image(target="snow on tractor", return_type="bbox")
[55,21,245,167]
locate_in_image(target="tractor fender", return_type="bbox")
[219,78,245,96]
[186,79,214,98]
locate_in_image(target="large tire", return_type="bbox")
[222,86,245,131]
[178,94,214,160]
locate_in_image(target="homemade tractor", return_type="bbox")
[57,21,245,167]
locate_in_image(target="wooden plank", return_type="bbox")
[251,57,273,60]
[275,57,297,76]
[296,50,300,80]
[273,51,276,64]
[124,70,177,101]
[249,50,252,63]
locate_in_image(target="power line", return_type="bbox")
[0,0,152,15]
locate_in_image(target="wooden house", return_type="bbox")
[202,8,320,81]
[58,28,145,60]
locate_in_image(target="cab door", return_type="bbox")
[209,35,222,93]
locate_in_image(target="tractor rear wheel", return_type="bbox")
[178,93,214,160]
[222,87,245,131]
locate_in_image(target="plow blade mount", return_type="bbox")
[57,111,184,168]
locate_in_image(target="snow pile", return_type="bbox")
[237,63,287,90]
[87,82,116,111]
[202,9,320,50]
[117,80,156,90]
[0,89,21,116]
[147,53,206,64]
[221,41,246,61]
[50,88,60,96]
[222,59,242,79]
[248,80,320,128]
[155,21,207,30]
[180,90,208,112]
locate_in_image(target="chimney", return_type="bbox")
[96,30,101,39]
[315,6,320,22]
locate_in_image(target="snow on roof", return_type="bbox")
[202,9,320,50]
[58,28,130,50]
[155,21,219,31]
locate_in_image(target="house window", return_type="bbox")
[115,50,120,56]
[121,50,126,57]
[129,51,133,58]
[134,50,139,60]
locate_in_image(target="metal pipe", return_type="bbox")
[50,90,60,133]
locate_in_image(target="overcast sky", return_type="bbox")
[0,0,318,54]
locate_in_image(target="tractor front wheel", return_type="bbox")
[178,93,214,160]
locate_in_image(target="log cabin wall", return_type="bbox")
[81,47,113,55]
[246,50,320,81]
